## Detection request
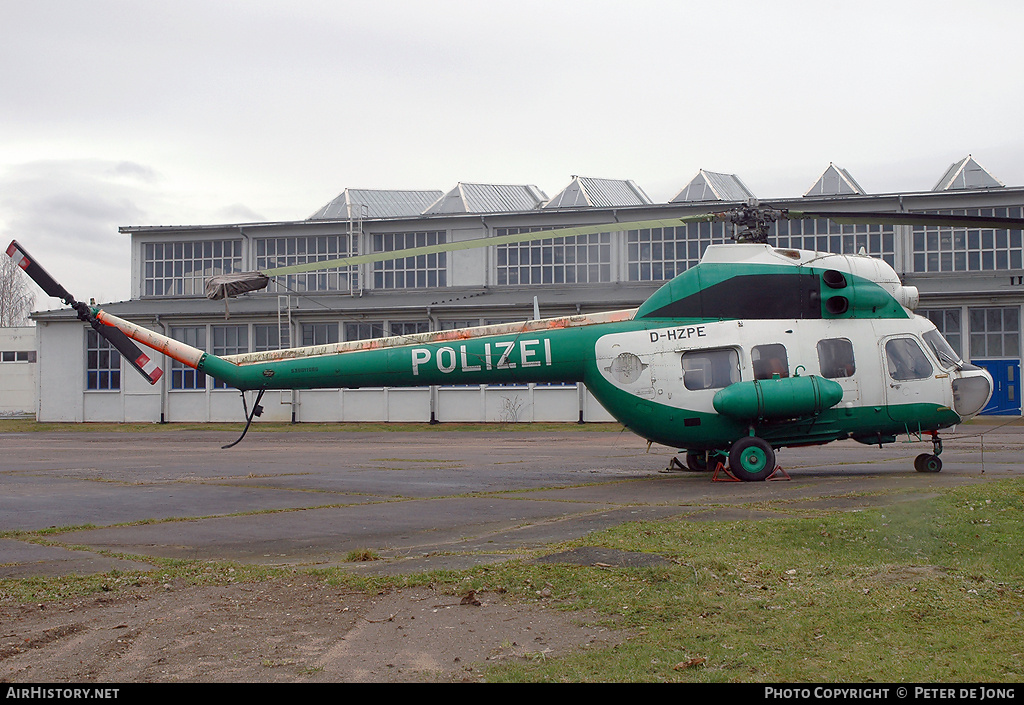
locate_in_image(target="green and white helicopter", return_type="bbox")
[8,204,1015,480]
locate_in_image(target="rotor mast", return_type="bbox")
[716,201,788,244]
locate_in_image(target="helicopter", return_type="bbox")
[8,203,1020,480]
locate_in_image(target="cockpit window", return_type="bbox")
[752,343,789,380]
[923,329,962,370]
[681,348,740,391]
[817,338,856,378]
[885,338,933,381]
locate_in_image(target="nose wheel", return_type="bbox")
[914,433,943,473]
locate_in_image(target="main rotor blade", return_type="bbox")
[788,210,1024,229]
[92,320,164,385]
[209,205,1024,297]
[6,240,76,304]
[258,215,719,277]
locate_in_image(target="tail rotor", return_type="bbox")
[5,240,163,385]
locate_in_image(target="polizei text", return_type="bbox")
[411,339,553,376]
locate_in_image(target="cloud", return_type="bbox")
[0,159,163,305]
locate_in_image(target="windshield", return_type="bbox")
[923,329,962,370]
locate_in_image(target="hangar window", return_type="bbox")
[390,321,430,338]
[969,306,1020,358]
[86,329,120,391]
[681,348,740,391]
[142,239,243,297]
[344,322,384,341]
[255,235,358,293]
[440,319,481,330]
[495,226,611,285]
[774,219,895,267]
[911,207,1024,273]
[817,338,856,378]
[212,325,248,389]
[254,323,289,351]
[302,323,339,347]
[372,231,446,289]
[170,326,206,390]
[627,222,729,281]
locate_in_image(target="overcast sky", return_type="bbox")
[3,0,1024,307]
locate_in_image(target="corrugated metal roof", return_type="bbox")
[543,176,652,209]
[670,170,755,202]
[308,189,443,220]
[932,155,1004,191]
[422,183,548,214]
[804,163,866,197]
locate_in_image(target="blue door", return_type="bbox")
[972,359,1021,415]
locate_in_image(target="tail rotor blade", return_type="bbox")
[93,322,164,385]
[6,240,76,304]
[7,239,163,385]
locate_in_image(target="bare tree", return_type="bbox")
[0,254,35,326]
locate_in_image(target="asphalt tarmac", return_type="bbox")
[1,421,1021,579]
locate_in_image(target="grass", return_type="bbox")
[2,480,1021,682]
[464,481,1024,682]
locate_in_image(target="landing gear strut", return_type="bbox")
[914,432,943,473]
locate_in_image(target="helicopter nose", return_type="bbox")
[951,365,993,419]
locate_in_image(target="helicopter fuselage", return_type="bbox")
[95,244,993,460]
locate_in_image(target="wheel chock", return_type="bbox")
[712,463,790,482]
[711,461,741,482]
[660,456,687,473]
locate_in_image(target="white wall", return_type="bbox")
[0,327,38,417]
[36,319,615,424]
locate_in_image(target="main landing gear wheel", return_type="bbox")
[685,451,709,472]
[729,436,776,482]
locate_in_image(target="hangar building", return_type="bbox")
[30,156,1024,423]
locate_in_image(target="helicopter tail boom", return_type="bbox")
[91,307,639,392]
[94,309,206,370]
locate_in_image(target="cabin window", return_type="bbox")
[751,343,789,380]
[817,338,856,378]
[921,309,962,358]
[923,329,961,370]
[884,338,933,381]
[681,348,740,391]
